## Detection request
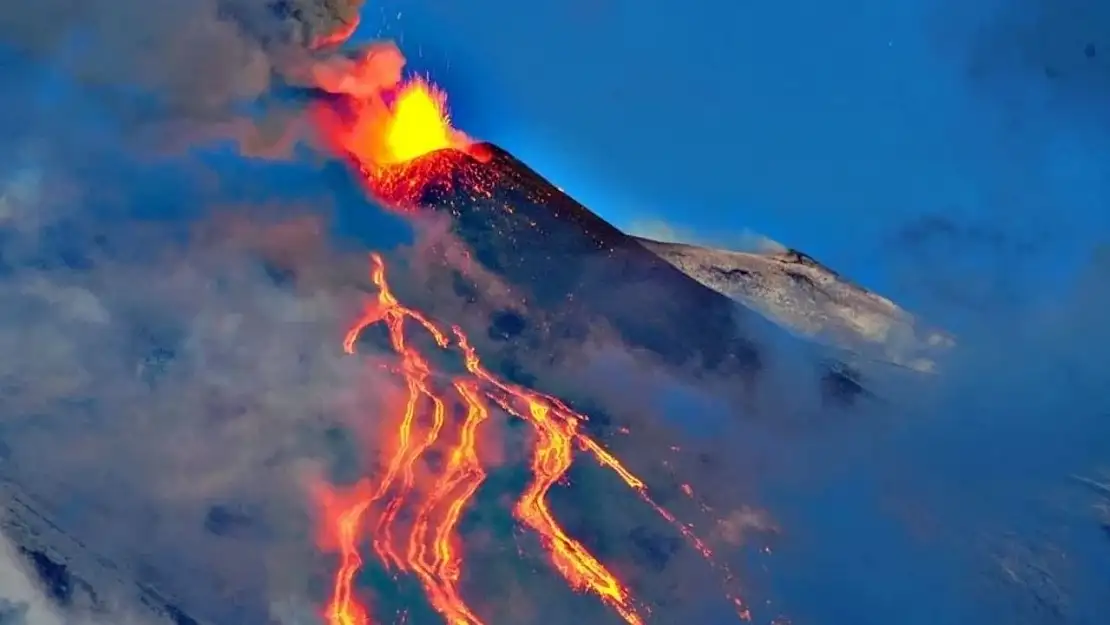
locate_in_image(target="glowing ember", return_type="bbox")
[317,253,752,624]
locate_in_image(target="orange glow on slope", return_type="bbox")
[318,253,754,624]
[315,480,376,625]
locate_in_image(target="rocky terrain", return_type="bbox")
[635,237,954,373]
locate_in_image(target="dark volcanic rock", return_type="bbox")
[370,142,865,406]
[410,144,760,374]
[0,480,208,625]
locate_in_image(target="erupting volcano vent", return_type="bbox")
[314,253,751,625]
[309,68,483,205]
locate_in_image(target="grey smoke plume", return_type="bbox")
[0,0,364,145]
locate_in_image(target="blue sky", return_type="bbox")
[350,0,1110,312]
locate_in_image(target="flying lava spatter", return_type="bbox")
[383,78,456,164]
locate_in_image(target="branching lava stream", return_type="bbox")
[315,252,750,625]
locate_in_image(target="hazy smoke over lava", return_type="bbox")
[930,0,1110,132]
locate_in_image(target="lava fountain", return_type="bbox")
[310,70,479,205]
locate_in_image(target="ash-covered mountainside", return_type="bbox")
[0,479,205,625]
[635,237,954,372]
[377,142,868,403]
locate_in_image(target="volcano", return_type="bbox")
[0,137,922,625]
[0,68,944,624]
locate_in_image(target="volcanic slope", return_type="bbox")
[0,143,886,625]
[634,237,955,373]
[365,142,868,406]
[0,478,205,625]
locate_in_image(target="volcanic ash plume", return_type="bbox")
[0,0,365,140]
[291,43,407,99]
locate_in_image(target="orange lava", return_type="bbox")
[316,252,753,624]
[385,79,455,164]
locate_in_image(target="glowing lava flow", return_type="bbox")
[405,380,489,625]
[315,480,376,625]
[318,252,750,625]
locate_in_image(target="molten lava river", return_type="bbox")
[309,71,752,625]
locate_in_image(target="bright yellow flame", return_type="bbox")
[383,78,453,164]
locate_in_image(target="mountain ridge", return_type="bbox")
[632,236,954,372]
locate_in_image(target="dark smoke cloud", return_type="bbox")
[227,0,365,48]
[1,1,265,119]
[880,214,1047,319]
[936,0,1110,122]
[0,0,365,152]
[7,2,1106,623]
